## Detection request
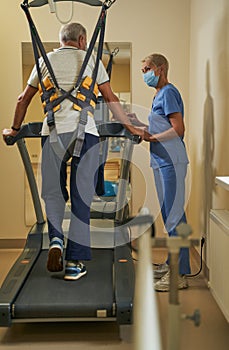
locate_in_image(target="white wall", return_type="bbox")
[0,0,190,239]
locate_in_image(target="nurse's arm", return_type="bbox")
[144,112,185,142]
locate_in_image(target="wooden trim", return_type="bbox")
[0,239,26,249]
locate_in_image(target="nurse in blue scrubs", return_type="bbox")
[130,53,190,291]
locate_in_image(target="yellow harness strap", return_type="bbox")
[38,76,61,115]
[73,76,99,117]
[38,76,98,119]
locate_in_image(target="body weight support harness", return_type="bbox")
[21,0,115,160]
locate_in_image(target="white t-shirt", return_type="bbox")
[27,46,109,136]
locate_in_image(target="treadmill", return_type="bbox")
[0,121,141,331]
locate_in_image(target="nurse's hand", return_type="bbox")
[144,130,158,142]
[126,125,145,142]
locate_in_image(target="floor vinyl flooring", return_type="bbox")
[0,248,229,350]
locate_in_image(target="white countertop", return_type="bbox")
[215,176,229,191]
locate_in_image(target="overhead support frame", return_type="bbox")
[26,0,117,9]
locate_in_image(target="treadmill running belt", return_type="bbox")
[14,249,114,319]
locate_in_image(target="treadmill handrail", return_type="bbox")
[5,122,45,224]
[5,121,140,225]
[17,139,45,224]
[5,122,141,145]
[5,122,43,145]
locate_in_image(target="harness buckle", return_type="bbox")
[103,0,116,9]
[47,110,55,127]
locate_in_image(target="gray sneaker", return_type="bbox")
[154,271,188,292]
[153,263,169,279]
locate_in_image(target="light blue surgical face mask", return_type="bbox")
[143,70,159,88]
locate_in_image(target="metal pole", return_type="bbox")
[115,138,133,223]
[17,139,45,224]
[133,208,162,350]
[166,224,194,350]
[167,248,181,350]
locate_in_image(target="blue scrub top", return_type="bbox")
[148,83,189,169]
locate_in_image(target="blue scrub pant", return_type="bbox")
[153,163,191,275]
[41,132,100,261]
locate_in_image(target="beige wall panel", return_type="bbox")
[188,0,229,251]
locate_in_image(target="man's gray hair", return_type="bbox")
[59,22,86,44]
[142,53,169,76]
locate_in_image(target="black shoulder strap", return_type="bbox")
[106,47,119,78]
[21,1,107,96]
[73,5,106,91]
[21,0,115,158]
[22,3,61,91]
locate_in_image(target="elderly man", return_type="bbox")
[3,22,143,281]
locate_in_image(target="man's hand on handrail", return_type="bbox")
[2,128,19,144]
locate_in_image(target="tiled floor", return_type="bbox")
[0,248,229,350]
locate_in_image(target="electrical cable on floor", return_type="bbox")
[130,235,206,278]
[186,236,205,278]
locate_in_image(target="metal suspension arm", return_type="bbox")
[26,0,103,8]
